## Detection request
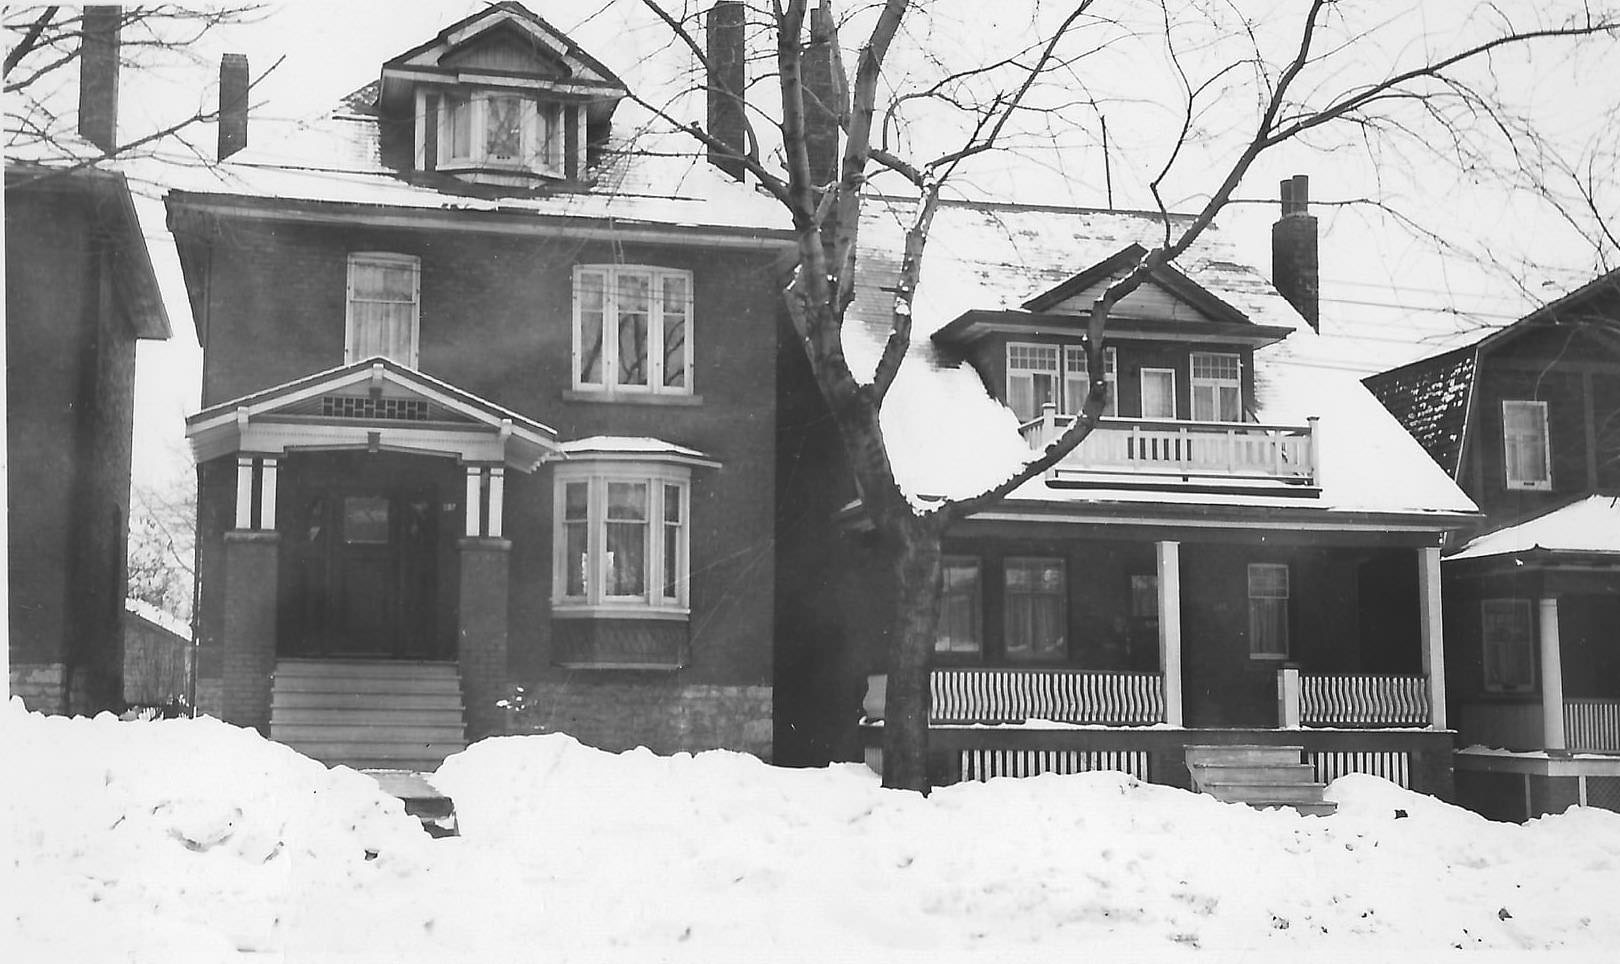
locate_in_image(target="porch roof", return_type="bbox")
[185,357,560,470]
[1449,494,1620,561]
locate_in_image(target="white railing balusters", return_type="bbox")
[927,668,1165,725]
[1023,415,1316,484]
[1297,673,1430,727]
[1564,699,1620,752]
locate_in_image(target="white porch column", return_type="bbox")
[464,466,484,537]
[1156,540,1184,727]
[1540,596,1566,752]
[259,458,278,530]
[486,467,505,539]
[234,456,254,529]
[1418,545,1447,730]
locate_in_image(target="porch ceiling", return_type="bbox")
[186,357,560,470]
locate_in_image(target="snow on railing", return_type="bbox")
[1019,408,1317,485]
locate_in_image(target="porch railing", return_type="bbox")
[1019,410,1317,485]
[1455,699,1620,752]
[1566,699,1620,752]
[1278,669,1430,727]
[865,668,1165,726]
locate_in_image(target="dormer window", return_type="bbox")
[436,91,563,176]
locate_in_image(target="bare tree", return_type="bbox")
[639,0,1619,791]
[128,460,197,627]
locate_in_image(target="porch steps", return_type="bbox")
[270,659,467,771]
[1185,745,1337,817]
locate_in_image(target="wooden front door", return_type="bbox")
[284,486,440,658]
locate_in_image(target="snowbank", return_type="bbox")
[10,703,1620,961]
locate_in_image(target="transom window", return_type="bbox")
[1006,342,1116,421]
[935,556,982,655]
[574,266,694,395]
[1190,352,1243,422]
[1004,557,1066,661]
[1481,599,1536,693]
[345,253,419,366]
[1502,400,1551,490]
[1247,563,1290,658]
[438,91,564,176]
[554,466,690,614]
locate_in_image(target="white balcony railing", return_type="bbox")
[864,668,1165,726]
[1020,409,1317,485]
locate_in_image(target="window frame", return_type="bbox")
[572,265,696,397]
[344,251,420,367]
[1189,351,1243,422]
[436,90,563,177]
[1003,556,1068,662]
[1140,367,1178,419]
[551,462,692,618]
[1006,342,1060,422]
[1247,562,1290,659]
[935,555,983,657]
[1062,345,1119,418]
[1481,598,1537,694]
[1501,399,1552,491]
[1006,341,1118,421]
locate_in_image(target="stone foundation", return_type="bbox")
[10,662,66,713]
[510,679,773,761]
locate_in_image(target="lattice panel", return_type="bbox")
[1582,776,1620,813]
[960,748,1150,782]
[1308,750,1411,788]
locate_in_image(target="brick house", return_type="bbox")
[5,7,173,714]
[1366,271,1620,817]
[167,2,793,768]
[775,182,1481,807]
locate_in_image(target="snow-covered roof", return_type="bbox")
[1448,494,1620,560]
[557,436,720,468]
[843,196,1478,522]
[124,598,190,640]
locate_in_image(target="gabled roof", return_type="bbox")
[1449,494,1620,560]
[1019,243,1252,326]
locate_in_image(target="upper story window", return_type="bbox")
[346,253,419,366]
[1190,352,1242,422]
[573,265,693,396]
[1502,400,1551,490]
[1141,367,1177,419]
[1007,342,1116,422]
[1247,563,1290,658]
[554,465,690,616]
[438,91,564,176]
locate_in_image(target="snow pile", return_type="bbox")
[11,704,1620,961]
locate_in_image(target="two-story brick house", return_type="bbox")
[167,2,793,768]
[777,186,1480,807]
[1367,272,1620,818]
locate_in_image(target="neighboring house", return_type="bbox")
[166,3,792,769]
[775,182,1480,808]
[5,11,173,714]
[123,598,193,712]
[1367,272,1620,818]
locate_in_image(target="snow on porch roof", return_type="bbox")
[1448,494,1620,560]
[557,436,720,469]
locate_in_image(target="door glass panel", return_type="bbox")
[343,496,390,544]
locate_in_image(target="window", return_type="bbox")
[438,91,564,175]
[1502,400,1551,490]
[1005,557,1066,660]
[1006,342,1116,421]
[346,253,419,366]
[935,557,982,655]
[574,266,694,395]
[1190,352,1243,422]
[553,467,690,614]
[1141,368,1177,419]
[1248,563,1289,657]
[1481,599,1536,693]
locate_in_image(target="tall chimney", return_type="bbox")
[1271,173,1319,331]
[801,0,847,188]
[217,53,249,160]
[705,2,747,180]
[78,6,121,153]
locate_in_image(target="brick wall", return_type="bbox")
[9,662,66,713]
[221,532,280,732]
[458,537,511,740]
[510,679,773,760]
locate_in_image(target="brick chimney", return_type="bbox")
[218,53,249,161]
[1271,174,1319,331]
[705,2,746,180]
[801,0,846,187]
[77,6,121,153]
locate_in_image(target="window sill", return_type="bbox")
[1248,652,1290,661]
[563,389,704,407]
[551,604,690,621]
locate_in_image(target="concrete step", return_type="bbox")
[284,741,465,764]
[1202,781,1329,805]
[275,659,460,679]
[271,691,464,711]
[363,770,457,837]
[1184,744,1304,768]
[1187,763,1316,788]
[1259,801,1338,817]
[271,707,467,727]
[271,674,462,695]
[272,723,466,744]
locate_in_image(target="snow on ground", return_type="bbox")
[7,701,1620,962]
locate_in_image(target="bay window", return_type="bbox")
[554,465,690,615]
[574,265,694,395]
[438,91,563,176]
[345,252,419,366]
[1190,352,1242,422]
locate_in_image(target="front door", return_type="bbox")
[284,486,439,658]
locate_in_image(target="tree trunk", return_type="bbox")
[880,513,943,792]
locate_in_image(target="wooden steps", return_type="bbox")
[1185,744,1337,816]
[270,659,467,771]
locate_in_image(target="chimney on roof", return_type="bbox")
[706,2,747,181]
[802,0,847,188]
[218,53,249,161]
[77,6,121,153]
[1272,173,1319,331]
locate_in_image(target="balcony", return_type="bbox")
[1019,409,1318,489]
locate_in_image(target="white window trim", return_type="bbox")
[572,265,695,396]
[1247,562,1290,659]
[1141,367,1178,420]
[344,252,420,368]
[1062,345,1118,418]
[552,461,692,618]
[1481,598,1537,694]
[436,90,564,177]
[1007,342,1118,420]
[1189,351,1243,423]
[1502,399,1552,491]
[1006,342,1060,423]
